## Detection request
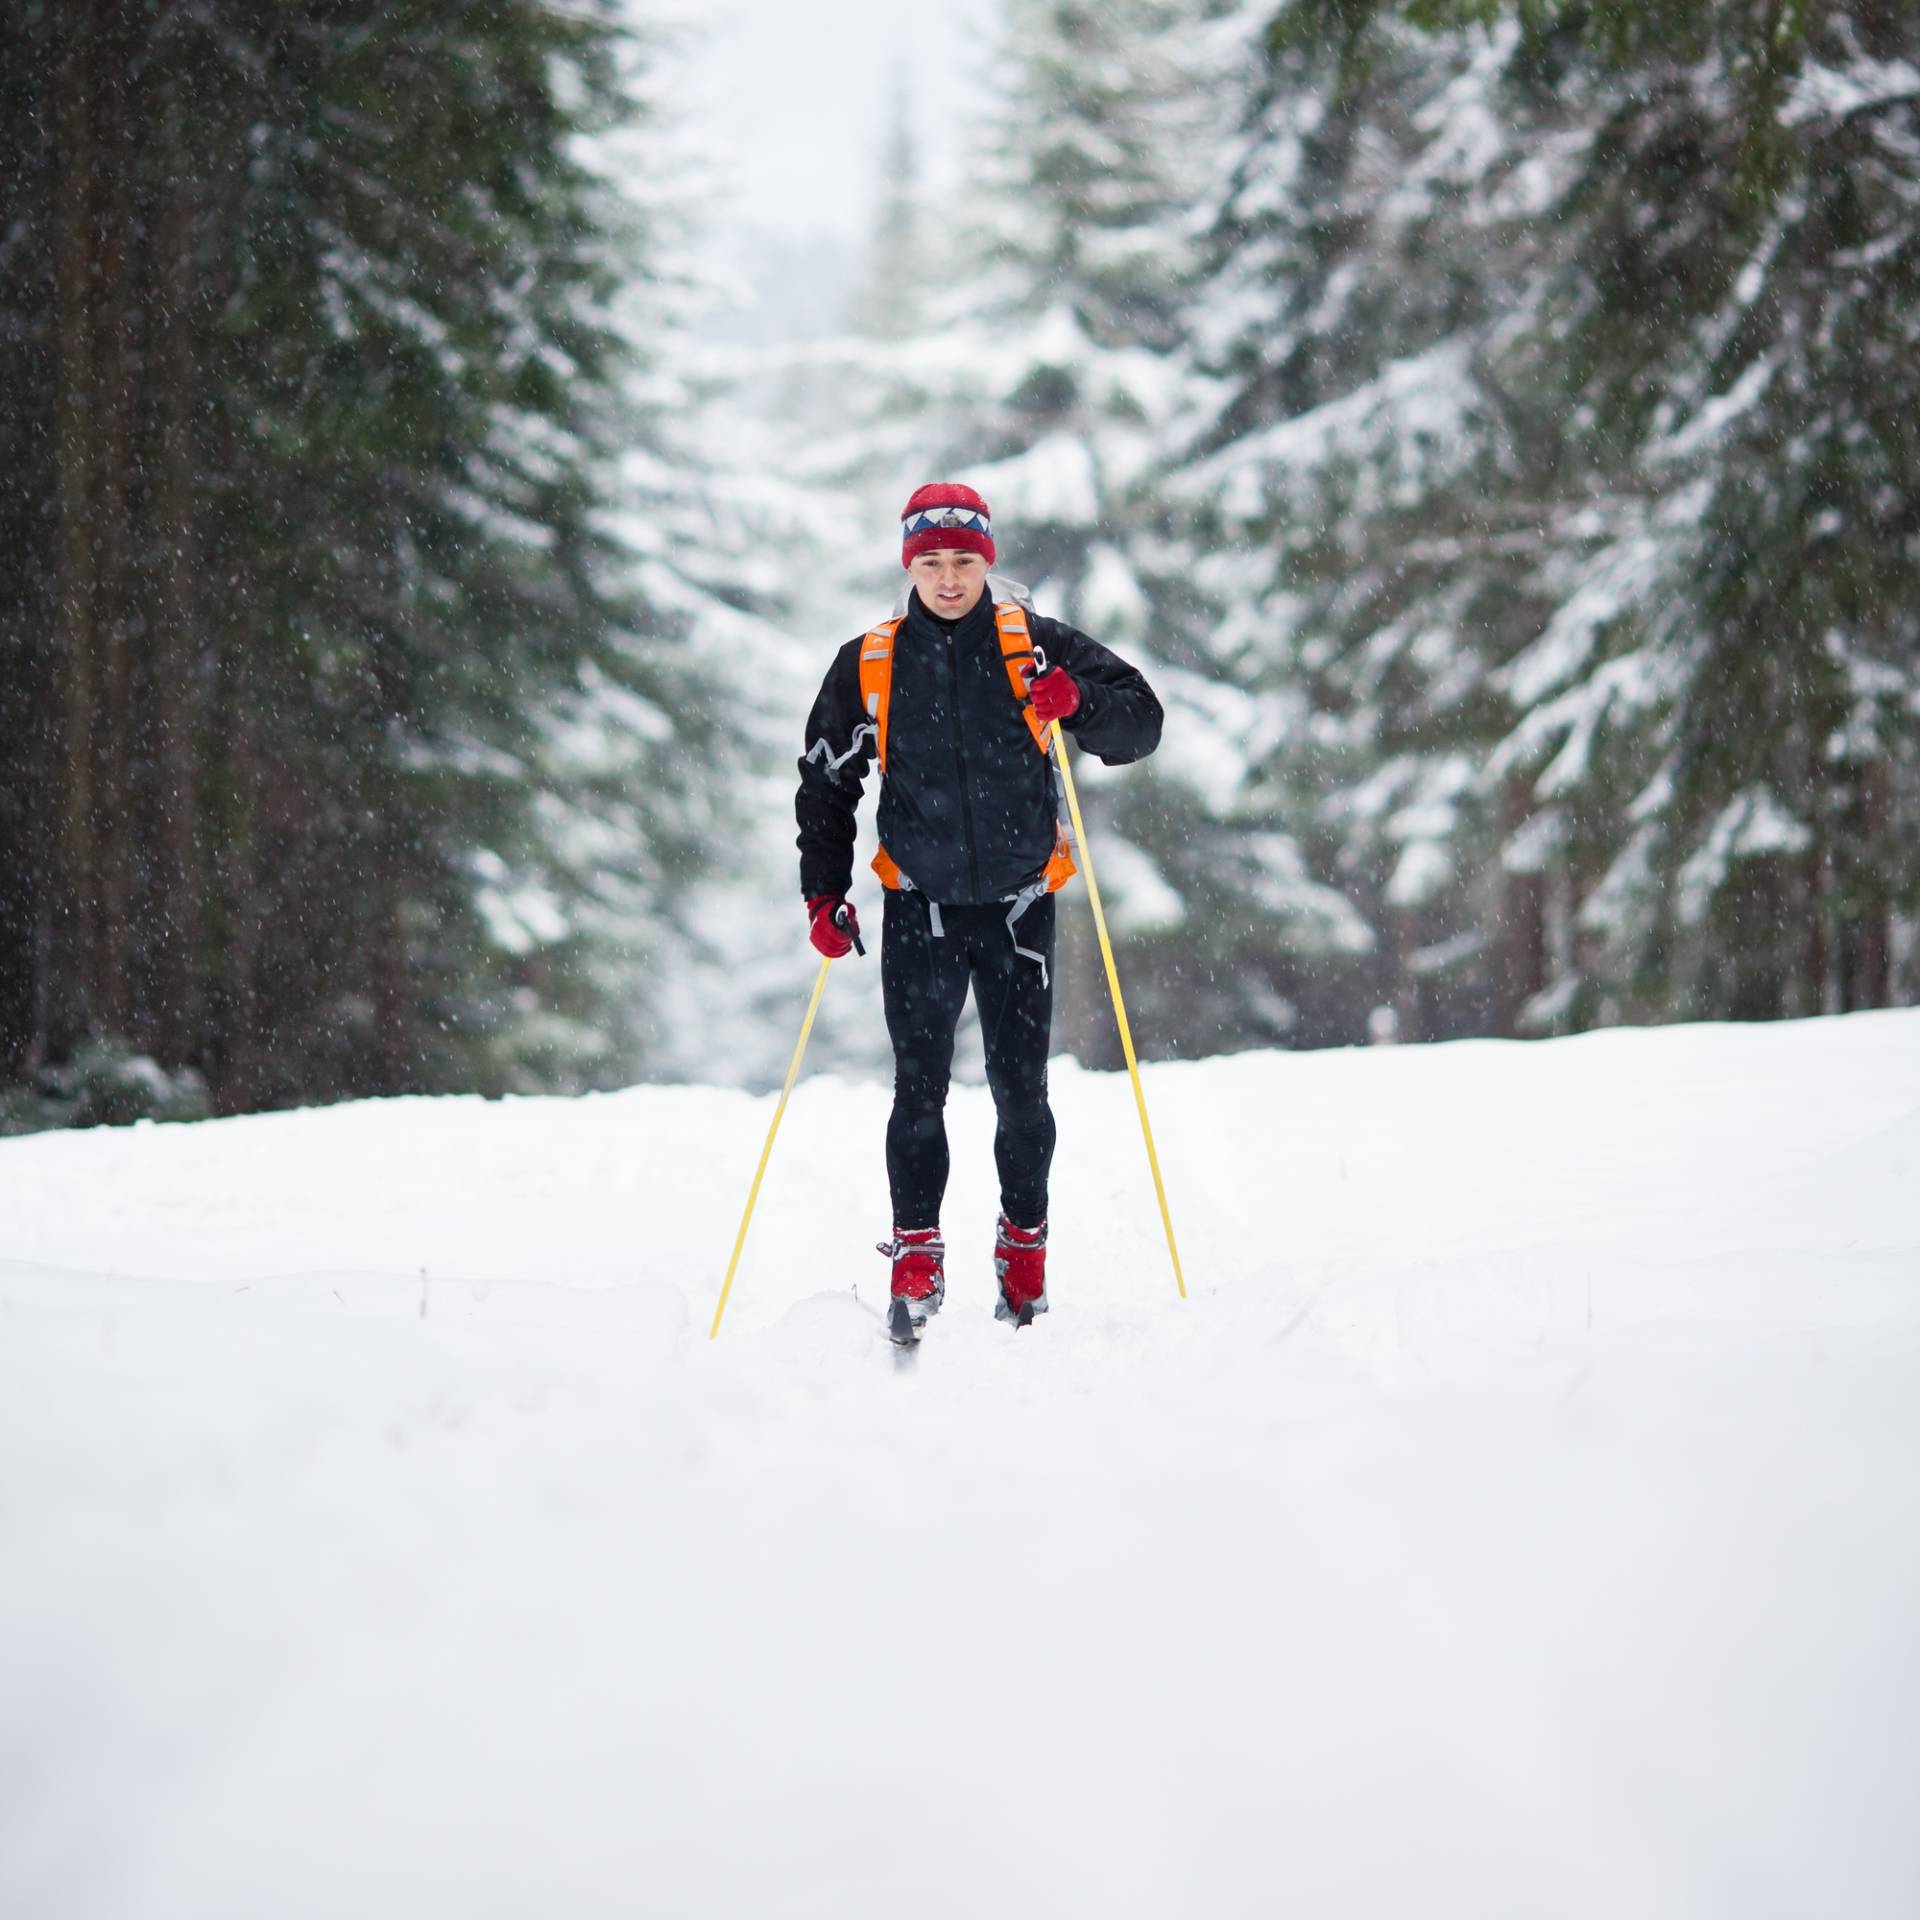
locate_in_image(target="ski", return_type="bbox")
[887,1297,921,1347]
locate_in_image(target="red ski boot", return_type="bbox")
[994,1215,1049,1326]
[879,1226,944,1344]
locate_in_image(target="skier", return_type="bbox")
[796,482,1164,1343]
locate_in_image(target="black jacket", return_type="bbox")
[796,588,1163,906]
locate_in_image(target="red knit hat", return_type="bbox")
[901,482,995,568]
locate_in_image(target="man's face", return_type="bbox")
[908,548,990,620]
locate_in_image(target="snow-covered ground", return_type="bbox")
[4,1009,1917,1918]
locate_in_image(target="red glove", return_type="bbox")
[1028,667,1081,725]
[807,895,860,958]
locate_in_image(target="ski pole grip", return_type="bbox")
[835,904,866,958]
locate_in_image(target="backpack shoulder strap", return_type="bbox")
[857,617,905,772]
[994,601,1078,893]
[993,601,1050,756]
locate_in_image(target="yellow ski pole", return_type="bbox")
[710,939,843,1340]
[1040,681,1188,1301]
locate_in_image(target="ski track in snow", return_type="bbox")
[3,1011,1919,1918]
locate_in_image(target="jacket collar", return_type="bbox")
[905,586,996,645]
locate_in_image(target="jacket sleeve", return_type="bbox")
[1040,617,1164,765]
[795,637,877,901]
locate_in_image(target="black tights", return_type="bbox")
[881,891,1056,1230]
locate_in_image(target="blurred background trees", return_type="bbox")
[1,0,775,1127]
[3,0,1915,1128]
[1149,0,1920,1050]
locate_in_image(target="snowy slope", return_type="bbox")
[4,1010,1918,1918]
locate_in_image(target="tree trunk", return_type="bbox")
[1858,761,1891,1008]
[145,61,202,1070]
[1495,778,1546,1035]
[88,0,136,1039]
[1392,905,1423,1044]
[1804,844,1831,1018]
[49,0,97,1051]
[1727,856,1788,1021]
[213,638,265,1112]
[372,802,410,1095]
[0,16,53,1075]
[1802,731,1831,1017]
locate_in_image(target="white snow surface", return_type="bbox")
[5,1010,1919,1918]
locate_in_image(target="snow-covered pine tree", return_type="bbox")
[1172,6,1585,1041]
[853,75,928,343]
[928,0,1269,1065]
[633,77,943,1093]
[508,18,806,1093]
[187,0,758,1106]
[1176,0,1920,1037]
[1478,1,1920,1023]
[0,0,769,1125]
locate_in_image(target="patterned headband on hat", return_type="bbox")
[901,482,996,568]
[903,504,992,539]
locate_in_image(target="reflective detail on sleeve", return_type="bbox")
[1002,880,1051,987]
[929,901,944,939]
[801,721,877,774]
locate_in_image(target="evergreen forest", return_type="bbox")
[4,0,1917,1128]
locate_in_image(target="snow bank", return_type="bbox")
[4,1010,1918,1918]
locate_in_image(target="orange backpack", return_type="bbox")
[858,599,1078,895]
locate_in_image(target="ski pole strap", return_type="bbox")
[834,903,866,958]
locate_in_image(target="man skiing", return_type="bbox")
[796,482,1163,1343]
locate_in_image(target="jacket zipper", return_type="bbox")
[946,627,982,900]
